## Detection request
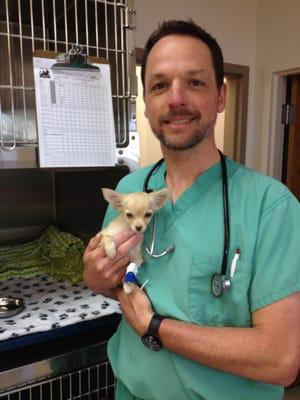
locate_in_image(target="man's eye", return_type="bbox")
[190,79,204,87]
[126,212,133,218]
[144,212,152,218]
[151,82,166,91]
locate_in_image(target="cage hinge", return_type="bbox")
[124,0,136,30]
[281,104,294,125]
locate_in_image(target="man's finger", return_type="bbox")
[116,232,143,257]
[113,230,139,247]
[86,234,102,251]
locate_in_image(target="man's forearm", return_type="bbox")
[159,317,296,386]
[119,287,300,386]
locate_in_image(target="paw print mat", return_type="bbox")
[0,274,120,341]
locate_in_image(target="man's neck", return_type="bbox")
[162,142,220,202]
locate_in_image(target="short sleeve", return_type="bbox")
[250,194,300,311]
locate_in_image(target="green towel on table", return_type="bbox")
[0,226,85,283]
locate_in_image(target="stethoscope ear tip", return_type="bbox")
[145,243,175,258]
[167,244,175,252]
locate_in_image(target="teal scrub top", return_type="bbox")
[103,158,300,400]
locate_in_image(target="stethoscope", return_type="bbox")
[143,150,231,298]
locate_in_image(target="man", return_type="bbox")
[83,20,300,400]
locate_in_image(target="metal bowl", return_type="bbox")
[0,297,25,318]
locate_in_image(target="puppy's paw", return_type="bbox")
[133,253,143,267]
[123,282,134,295]
[100,236,117,259]
[105,242,117,259]
[130,245,143,267]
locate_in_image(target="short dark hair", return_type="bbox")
[141,20,224,92]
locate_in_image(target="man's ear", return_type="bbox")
[144,92,149,119]
[144,105,148,119]
[217,83,226,114]
[150,188,170,210]
[101,188,124,211]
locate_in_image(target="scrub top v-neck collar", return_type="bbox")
[146,158,235,218]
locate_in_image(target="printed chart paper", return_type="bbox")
[33,56,116,167]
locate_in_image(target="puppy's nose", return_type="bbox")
[135,225,143,232]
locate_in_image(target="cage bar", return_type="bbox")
[0,340,116,399]
[0,0,135,152]
[0,361,115,400]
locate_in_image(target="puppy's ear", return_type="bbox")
[150,188,170,210]
[101,188,124,211]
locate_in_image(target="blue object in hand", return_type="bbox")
[124,271,138,284]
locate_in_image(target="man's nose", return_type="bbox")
[167,84,186,108]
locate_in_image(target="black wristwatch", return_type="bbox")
[141,314,165,351]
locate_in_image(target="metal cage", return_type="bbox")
[0,1,136,398]
[0,0,136,154]
[0,341,116,400]
[0,362,115,400]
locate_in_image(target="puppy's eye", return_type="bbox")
[126,212,133,218]
[144,212,152,218]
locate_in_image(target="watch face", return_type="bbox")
[141,334,162,351]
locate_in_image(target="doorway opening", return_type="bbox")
[269,70,300,200]
[282,74,300,199]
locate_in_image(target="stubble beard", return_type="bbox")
[152,114,217,151]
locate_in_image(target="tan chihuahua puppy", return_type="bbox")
[100,188,169,293]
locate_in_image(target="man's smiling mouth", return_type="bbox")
[168,117,194,124]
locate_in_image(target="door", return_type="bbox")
[282,74,300,200]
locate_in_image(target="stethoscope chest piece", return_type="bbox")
[211,273,231,298]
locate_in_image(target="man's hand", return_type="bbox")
[115,285,154,336]
[83,230,143,298]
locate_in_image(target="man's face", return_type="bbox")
[144,34,226,151]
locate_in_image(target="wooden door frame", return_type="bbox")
[268,68,300,181]
[224,63,249,164]
[135,47,249,164]
[286,75,300,198]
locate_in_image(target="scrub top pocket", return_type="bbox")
[188,254,252,327]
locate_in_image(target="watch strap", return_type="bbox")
[147,314,165,337]
[141,314,166,351]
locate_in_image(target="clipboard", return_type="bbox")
[33,46,117,168]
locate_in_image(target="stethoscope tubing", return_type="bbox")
[219,150,230,276]
[143,150,230,280]
[143,158,165,193]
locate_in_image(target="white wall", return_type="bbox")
[135,0,257,65]
[255,0,300,173]
[135,0,300,174]
[135,0,259,168]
